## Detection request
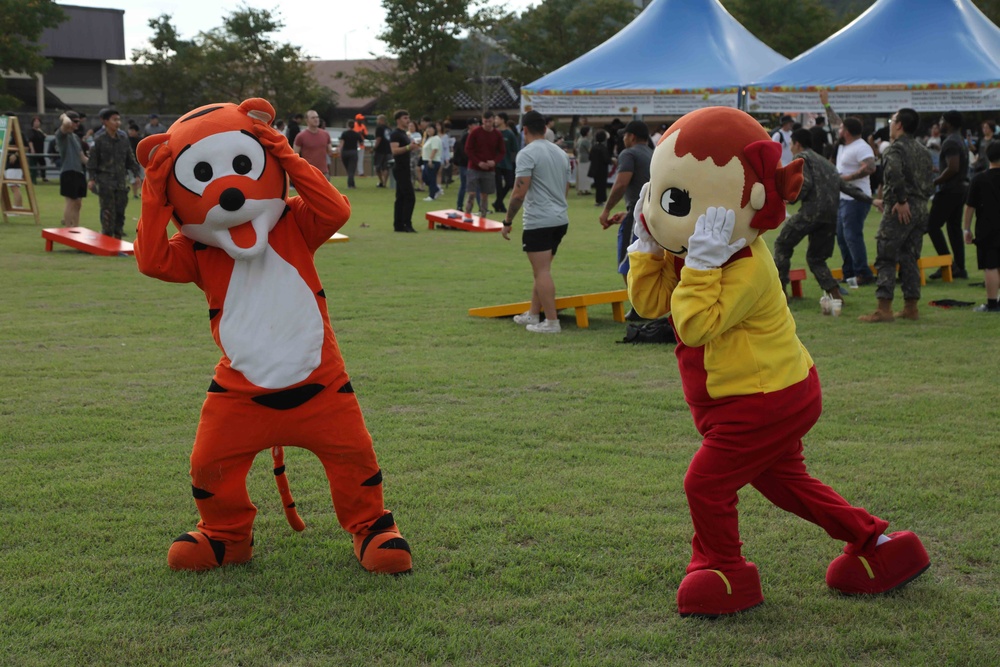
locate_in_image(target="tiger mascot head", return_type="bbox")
[136,98,286,261]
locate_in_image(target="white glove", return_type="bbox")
[626,183,663,256]
[684,207,746,271]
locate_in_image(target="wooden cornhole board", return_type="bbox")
[42,227,134,256]
[325,232,349,243]
[426,209,504,232]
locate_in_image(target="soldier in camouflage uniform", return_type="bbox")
[87,108,140,239]
[860,108,934,323]
[773,129,871,301]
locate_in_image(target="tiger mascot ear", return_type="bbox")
[238,98,275,126]
[136,133,170,168]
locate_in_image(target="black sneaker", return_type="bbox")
[953,269,969,279]
[928,269,943,280]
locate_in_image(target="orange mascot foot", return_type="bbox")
[167,531,254,571]
[826,531,929,595]
[677,562,764,618]
[353,528,412,575]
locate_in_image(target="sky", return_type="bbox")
[65,0,541,63]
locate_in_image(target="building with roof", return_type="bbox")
[2,4,125,115]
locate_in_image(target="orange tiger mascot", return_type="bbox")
[134,98,411,574]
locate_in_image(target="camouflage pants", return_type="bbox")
[772,211,838,292]
[97,184,129,239]
[874,202,928,301]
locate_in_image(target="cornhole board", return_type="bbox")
[830,255,951,286]
[469,290,629,329]
[426,209,504,232]
[788,268,807,298]
[324,232,349,243]
[42,227,134,256]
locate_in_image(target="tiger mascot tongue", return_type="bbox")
[134,98,411,573]
[626,107,928,617]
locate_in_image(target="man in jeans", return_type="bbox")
[826,101,877,285]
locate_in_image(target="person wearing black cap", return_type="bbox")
[88,107,140,239]
[599,119,652,288]
[55,110,87,228]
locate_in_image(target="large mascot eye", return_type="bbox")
[660,188,692,217]
[194,162,213,182]
[173,131,267,196]
[233,155,252,175]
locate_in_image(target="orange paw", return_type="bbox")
[167,531,253,571]
[353,530,412,575]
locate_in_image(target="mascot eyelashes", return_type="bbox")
[134,98,410,574]
[627,107,928,617]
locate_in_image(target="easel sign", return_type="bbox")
[0,115,41,224]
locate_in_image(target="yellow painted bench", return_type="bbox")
[830,255,951,286]
[469,290,628,329]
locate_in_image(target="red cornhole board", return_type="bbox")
[426,209,504,232]
[42,227,134,256]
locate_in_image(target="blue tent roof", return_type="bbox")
[752,0,1000,91]
[523,0,787,95]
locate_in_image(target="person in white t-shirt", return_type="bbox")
[771,115,794,166]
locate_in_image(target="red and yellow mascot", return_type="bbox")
[134,98,411,574]
[627,107,928,617]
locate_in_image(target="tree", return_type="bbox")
[119,8,334,120]
[0,0,66,109]
[118,15,207,114]
[349,0,496,119]
[499,0,639,87]
[721,0,841,59]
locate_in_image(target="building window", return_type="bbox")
[46,59,103,88]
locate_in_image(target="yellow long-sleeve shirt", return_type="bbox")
[627,237,813,402]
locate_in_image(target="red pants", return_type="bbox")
[189,382,387,543]
[683,367,888,572]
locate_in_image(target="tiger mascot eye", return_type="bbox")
[134,98,411,573]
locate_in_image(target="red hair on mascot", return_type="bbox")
[627,107,928,617]
[134,98,411,574]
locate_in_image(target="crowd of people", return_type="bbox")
[9,96,998,316]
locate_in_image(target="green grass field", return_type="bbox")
[2,177,998,666]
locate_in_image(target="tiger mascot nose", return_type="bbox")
[219,188,246,212]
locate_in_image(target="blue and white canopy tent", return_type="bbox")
[520,0,787,116]
[748,0,1000,113]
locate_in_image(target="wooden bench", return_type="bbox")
[426,209,504,232]
[469,290,628,329]
[830,255,951,286]
[42,227,134,256]
[788,268,807,298]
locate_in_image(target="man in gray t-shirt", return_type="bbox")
[599,120,653,282]
[502,110,571,334]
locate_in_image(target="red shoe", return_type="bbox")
[677,562,764,617]
[826,531,930,595]
[167,531,253,571]
[354,529,412,575]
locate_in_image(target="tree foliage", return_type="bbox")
[499,0,639,86]
[350,0,487,119]
[720,0,842,59]
[0,0,66,109]
[118,8,333,120]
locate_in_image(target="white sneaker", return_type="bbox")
[513,311,540,325]
[526,319,561,334]
[422,196,435,202]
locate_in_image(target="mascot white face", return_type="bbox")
[137,100,288,261]
[638,107,802,256]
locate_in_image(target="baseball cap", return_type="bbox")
[468,116,481,125]
[355,113,364,120]
[65,110,80,121]
[149,113,159,119]
[621,120,650,140]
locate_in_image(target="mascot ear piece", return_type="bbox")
[238,98,275,125]
[137,133,170,168]
[744,140,804,231]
